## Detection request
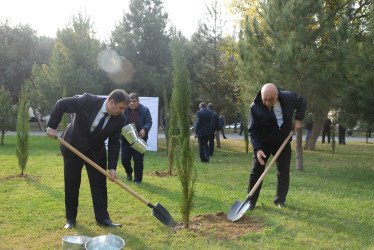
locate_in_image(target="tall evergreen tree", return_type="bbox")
[16,83,30,175]
[190,0,238,121]
[169,34,196,228]
[111,0,172,100]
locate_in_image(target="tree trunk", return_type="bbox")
[32,107,44,131]
[1,130,4,145]
[295,128,303,171]
[304,122,323,150]
[216,131,221,148]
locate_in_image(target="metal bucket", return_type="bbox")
[121,123,138,144]
[131,137,148,154]
[85,234,125,250]
[62,235,92,250]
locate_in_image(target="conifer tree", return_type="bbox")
[169,34,196,228]
[16,83,30,175]
[0,86,17,145]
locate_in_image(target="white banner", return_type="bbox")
[139,96,158,151]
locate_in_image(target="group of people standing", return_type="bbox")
[194,102,225,162]
[46,90,152,229]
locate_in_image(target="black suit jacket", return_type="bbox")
[195,108,212,137]
[47,93,125,170]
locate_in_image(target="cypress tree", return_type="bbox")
[169,34,196,228]
[16,83,30,175]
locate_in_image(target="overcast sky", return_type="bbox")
[0,0,235,41]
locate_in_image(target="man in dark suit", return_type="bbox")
[194,102,212,162]
[247,83,306,209]
[207,103,220,156]
[46,89,129,229]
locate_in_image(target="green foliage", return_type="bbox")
[0,21,39,103]
[170,35,196,227]
[238,0,363,150]
[189,1,238,120]
[0,86,17,144]
[16,83,30,175]
[30,13,110,119]
[111,0,172,100]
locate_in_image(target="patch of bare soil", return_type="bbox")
[174,211,265,240]
[0,174,39,182]
[147,170,178,177]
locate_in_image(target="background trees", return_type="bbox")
[237,0,372,150]
[111,0,172,101]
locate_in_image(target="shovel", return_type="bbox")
[228,131,293,222]
[55,136,175,227]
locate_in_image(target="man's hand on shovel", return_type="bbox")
[46,127,57,139]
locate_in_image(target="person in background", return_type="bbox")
[194,102,212,162]
[338,124,346,145]
[218,115,228,139]
[46,89,129,229]
[207,103,220,156]
[120,93,152,185]
[304,113,313,140]
[247,83,307,210]
[322,118,332,144]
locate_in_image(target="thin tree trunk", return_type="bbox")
[1,130,4,145]
[304,122,323,150]
[216,131,221,148]
[32,107,44,131]
[295,128,303,171]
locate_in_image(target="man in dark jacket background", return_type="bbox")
[247,83,307,209]
[194,102,212,162]
[120,93,152,184]
[46,89,129,229]
[207,103,220,156]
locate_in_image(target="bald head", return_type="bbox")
[261,83,278,108]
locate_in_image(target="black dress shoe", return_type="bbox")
[97,219,122,228]
[248,203,256,211]
[126,175,132,181]
[64,219,76,229]
[274,202,286,208]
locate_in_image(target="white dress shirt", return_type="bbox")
[91,100,110,132]
[273,100,283,128]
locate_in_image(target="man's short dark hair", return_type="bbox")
[199,102,207,109]
[108,89,129,104]
[129,93,139,100]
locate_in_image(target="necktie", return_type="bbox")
[270,107,277,121]
[92,112,108,136]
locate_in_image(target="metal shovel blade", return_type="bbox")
[228,199,251,222]
[151,202,175,227]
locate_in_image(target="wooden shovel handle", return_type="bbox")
[248,131,294,197]
[56,136,150,205]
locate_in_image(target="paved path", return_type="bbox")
[8,131,371,142]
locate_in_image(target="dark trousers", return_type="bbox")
[121,139,144,182]
[247,143,291,205]
[198,135,210,162]
[220,128,227,139]
[63,151,109,222]
[322,130,330,143]
[208,133,215,156]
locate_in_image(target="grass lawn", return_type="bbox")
[0,134,373,249]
